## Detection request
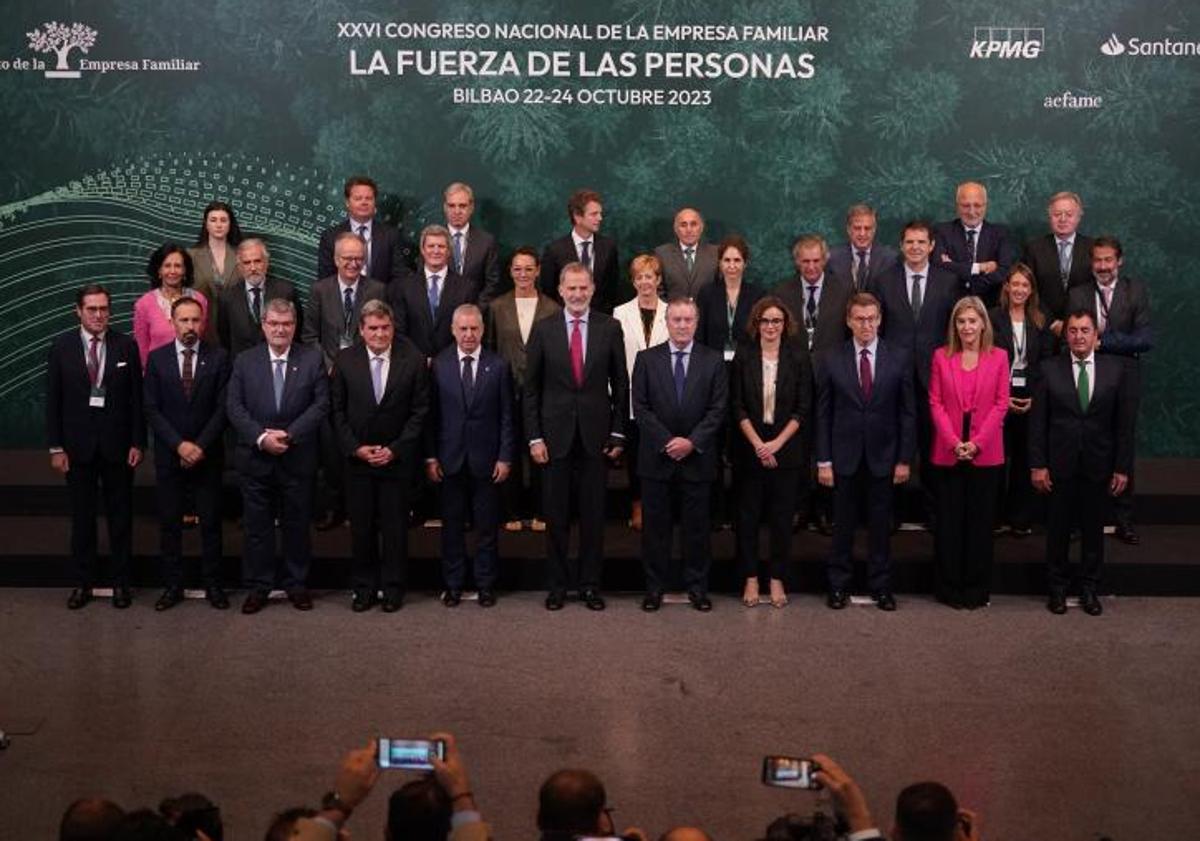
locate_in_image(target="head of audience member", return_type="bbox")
[443,183,475,230]
[673,207,705,247]
[263,807,318,841]
[567,189,604,238]
[1046,191,1084,238]
[892,782,969,841]
[791,235,829,284]
[946,296,992,354]
[717,235,750,285]
[76,284,112,338]
[237,239,270,286]
[194,201,243,247]
[110,809,188,841]
[537,769,609,839]
[334,231,367,283]
[630,254,662,304]
[147,243,196,292]
[899,221,935,271]
[359,300,395,355]
[1065,309,1099,360]
[510,247,540,296]
[846,292,882,347]
[845,203,879,252]
[558,263,595,318]
[386,775,452,841]
[171,297,204,348]
[452,304,484,356]
[761,812,840,841]
[1090,235,1123,287]
[421,225,452,274]
[666,298,699,349]
[661,827,715,841]
[747,296,796,347]
[60,797,125,841]
[955,182,988,228]
[158,793,222,841]
[1000,264,1045,328]
[344,176,378,225]
[261,298,298,355]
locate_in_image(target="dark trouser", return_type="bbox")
[914,386,937,525]
[67,457,134,588]
[317,416,346,515]
[935,464,1002,606]
[624,420,641,505]
[737,464,799,581]
[828,464,894,593]
[157,457,223,588]
[1001,410,1038,529]
[347,466,407,593]
[1047,473,1106,594]
[502,400,542,522]
[1112,359,1139,529]
[640,476,712,595]
[441,467,501,590]
[241,466,313,593]
[543,433,606,592]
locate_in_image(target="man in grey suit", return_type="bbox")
[827,203,900,292]
[218,239,301,358]
[304,231,387,530]
[653,207,719,301]
[444,182,503,307]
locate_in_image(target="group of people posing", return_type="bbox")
[45,177,1149,617]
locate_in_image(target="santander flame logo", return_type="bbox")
[1100,34,1126,56]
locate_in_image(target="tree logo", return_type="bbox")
[27,21,98,79]
[1100,34,1126,56]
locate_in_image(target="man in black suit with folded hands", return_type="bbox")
[525,262,628,610]
[143,297,231,610]
[1030,309,1135,616]
[316,175,407,286]
[539,189,620,313]
[932,181,1017,305]
[46,284,145,609]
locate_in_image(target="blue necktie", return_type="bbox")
[428,274,441,318]
[453,232,464,275]
[272,358,285,411]
[343,287,355,339]
[372,355,385,404]
[673,350,686,403]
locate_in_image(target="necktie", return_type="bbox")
[272,358,285,411]
[343,287,355,338]
[428,274,441,318]
[181,347,195,399]
[684,246,695,273]
[87,336,101,385]
[966,228,977,262]
[569,318,584,386]
[1077,359,1090,411]
[855,249,868,290]
[372,355,385,404]
[453,232,464,275]
[911,273,923,320]
[462,355,475,402]
[357,224,370,276]
[1099,284,1113,333]
[580,240,592,269]
[1058,239,1072,287]
[673,350,687,403]
[859,348,873,401]
[250,285,262,324]
[805,285,819,326]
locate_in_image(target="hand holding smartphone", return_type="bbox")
[377,738,447,770]
[761,755,823,790]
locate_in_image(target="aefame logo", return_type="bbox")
[969,26,1043,59]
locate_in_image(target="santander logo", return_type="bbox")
[1100,34,1126,55]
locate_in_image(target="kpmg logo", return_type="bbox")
[1099,32,1200,57]
[1100,34,1126,56]
[27,21,97,78]
[969,26,1044,59]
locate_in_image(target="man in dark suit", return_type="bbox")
[1021,191,1094,336]
[525,262,629,610]
[653,207,719,301]
[827,203,900,292]
[631,298,728,611]
[226,298,328,614]
[443,182,503,307]
[143,297,231,610]
[539,189,620,313]
[331,299,429,612]
[1067,235,1152,545]
[1030,309,1135,616]
[426,304,515,607]
[932,181,1017,305]
[816,292,915,611]
[389,224,478,361]
[303,231,387,531]
[316,175,407,285]
[46,284,145,609]
[218,238,301,358]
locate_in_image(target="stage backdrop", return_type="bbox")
[0,1,1196,454]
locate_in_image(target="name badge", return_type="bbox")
[1011,368,1027,389]
[89,384,106,408]
[723,348,735,362]
[806,326,815,350]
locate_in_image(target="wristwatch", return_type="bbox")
[321,790,353,819]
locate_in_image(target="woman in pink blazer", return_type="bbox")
[132,243,209,368]
[929,295,1010,609]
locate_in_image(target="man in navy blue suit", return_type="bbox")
[816,292,915,611]
[316,175,408,285]
[426,304,515,607]
[827,203,900,293]
[932,181,1017,305]
[226,298,329,614]
[143,297,231,610]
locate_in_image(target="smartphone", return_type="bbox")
[377,738,446,770]
[761,755,821,790]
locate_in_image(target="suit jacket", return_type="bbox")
[729,342,813,470]
[427,346,515,475]
[932,219,1017,302]
[694,280,765,357]
[523,309,629,457]
[827,242,900,292]
[226,342,328,477]
[1022,233,1095,323]
[632,342,728,482]
[188,244,239,339]
[1067,277,1153,359]
[772,270,852,364]
[388,268,478,359]
[45,328,146,462]
[143,340,230,470]
[653,241,720,301]
[928,346,1010,467]
[1029,353,1135,482]
[613,297,669,416]
[485,291,561,390]
[874,263,958,390]
[816,338,916,477]
[331,338,429,476]
[451,226,503,307]
[301,275,388,370]
[539,233,620,313]
[218,276,301,358]
[989,306,1054,386]
[317,218,407,285]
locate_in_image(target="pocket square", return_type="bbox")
[116,361,128,368]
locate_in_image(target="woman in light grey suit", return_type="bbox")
[188,200,243,340]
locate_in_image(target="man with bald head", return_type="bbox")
[932,181,1016,305]
[59,797,125,841]
[654,206,720,300]
[660,827,715,841]
[537,769,610,839]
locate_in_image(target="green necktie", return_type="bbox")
[1076,359,1090,411]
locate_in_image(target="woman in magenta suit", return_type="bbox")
[132,243,209,368]
[929,295,1009,609]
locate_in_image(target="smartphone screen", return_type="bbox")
[377,738,446,770]
[761,756,819,789]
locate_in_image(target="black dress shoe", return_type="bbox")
[288,589,314,611]
[873,591,897,611]
[642,592,663,612]
[826,590,849,610]
[112,587,132,609]
[688,592,713,612]
[155,587,185,612]
[581,589,606,611]
[545,591,566,611]
[314,510,346,531]
[477,589,497,608]
[242,591,269,614]
[381,589,404,612]
[1114,525,1140,546]
[1047,592,1068,614]
[205,586,230,610]
[442,590,462,607]
[67,588,93,610]
[1080,591,1104,616]
[351,590,376,612]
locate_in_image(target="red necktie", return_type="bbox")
[570,318,584,386]
[859,348,873,401]
[181,347,195,399]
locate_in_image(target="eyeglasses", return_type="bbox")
[758,317,785,326]
[849,316,879,324]
[338,256,365,264]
